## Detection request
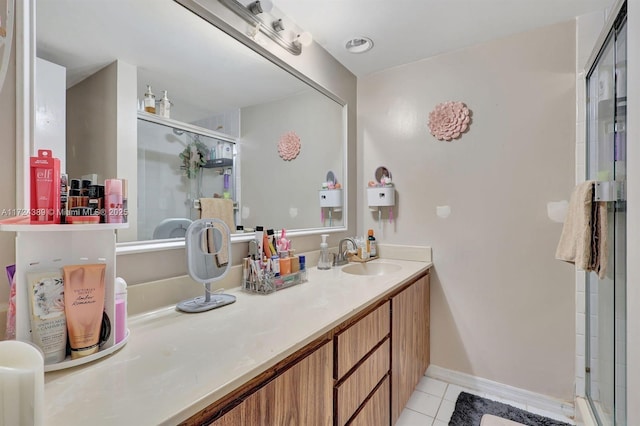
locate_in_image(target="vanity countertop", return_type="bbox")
[43,258,431,425]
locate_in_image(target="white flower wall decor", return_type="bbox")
[428,101,471,141]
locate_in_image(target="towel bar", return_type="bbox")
[594,181,624,202]
[192,199,239,210]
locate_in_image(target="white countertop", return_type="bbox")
[43,258,431,425]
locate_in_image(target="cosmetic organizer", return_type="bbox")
[0,217,129,372]
[243,270,307,295]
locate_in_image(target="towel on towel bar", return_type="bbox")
[199,198,235,267]
[555,181,608,279]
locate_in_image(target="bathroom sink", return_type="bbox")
[341,262,401,276]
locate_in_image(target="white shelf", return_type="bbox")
[0,220,129,232]
[1,217,124,372]
[137,110,236,142]
[44,330,130,372]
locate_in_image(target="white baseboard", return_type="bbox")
[426,365,575,421]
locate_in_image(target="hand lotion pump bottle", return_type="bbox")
[317,234,331,270]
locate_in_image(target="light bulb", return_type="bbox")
[295,32,313,47]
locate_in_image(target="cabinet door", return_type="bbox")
[336,339,390,425]
[391,275,430,424]
[213,341,333,426]
[349,375,390,426]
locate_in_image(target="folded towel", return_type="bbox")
[555,181,608,278]
[199,198,235,267]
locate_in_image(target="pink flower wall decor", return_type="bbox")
[428,101,471,141]
[278,130,301,161]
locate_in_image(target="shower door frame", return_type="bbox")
[584,2,627,425]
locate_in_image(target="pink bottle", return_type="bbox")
[104,179,123,223]
[115,277,127,344]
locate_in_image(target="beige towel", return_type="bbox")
[555,181,608,278]
[199,198,235,267]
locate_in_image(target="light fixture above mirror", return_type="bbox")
[219,0,312,55]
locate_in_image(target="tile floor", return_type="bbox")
[396,376,577,426]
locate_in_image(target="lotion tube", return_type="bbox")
[26,270,67,364]
[63,264,106,359]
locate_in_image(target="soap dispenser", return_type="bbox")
[158,90,171,118]
[317,234,331,270]
[143,85,156,114]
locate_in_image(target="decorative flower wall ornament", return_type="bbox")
[278,130,301,161]
[428,101,471,141]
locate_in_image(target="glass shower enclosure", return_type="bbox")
[585,4,627,425]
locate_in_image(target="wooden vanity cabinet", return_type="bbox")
[391,274,430,424]
[202,340,333,426]
[185,270,430,426]
[334,302,390,425]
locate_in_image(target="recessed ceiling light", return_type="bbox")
[345,37,373,54]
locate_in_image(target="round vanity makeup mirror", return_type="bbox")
[375,166,391,184]
[326,170,337,185]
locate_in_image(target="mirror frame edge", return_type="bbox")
[17,0,352,256]
[16,0,34,212]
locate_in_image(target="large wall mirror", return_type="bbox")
[32,0,346,247]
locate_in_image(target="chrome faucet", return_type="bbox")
[334,238,356,266]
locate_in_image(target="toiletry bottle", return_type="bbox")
[105,179,123,223]
[368,229,377,257]
[143,85,156,114]
[115,277,128,344]
[120,178,128,223]
[223,168,231,199]
[318,234,331,270]
[60,174,68,224]
[30,149,61,224]
[158,90,171,118]
[298,255,307,279]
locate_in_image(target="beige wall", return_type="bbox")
[359,22,576,399]
[241,90,344,230]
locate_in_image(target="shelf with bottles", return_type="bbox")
[0,218,128,372]
[137,111,236,143]
[203,158,233,169]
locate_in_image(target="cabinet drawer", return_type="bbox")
[336,339,390,425]
[348,375,389,426]
[336,301,390,378]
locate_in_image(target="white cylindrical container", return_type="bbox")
[0,340,45,426]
